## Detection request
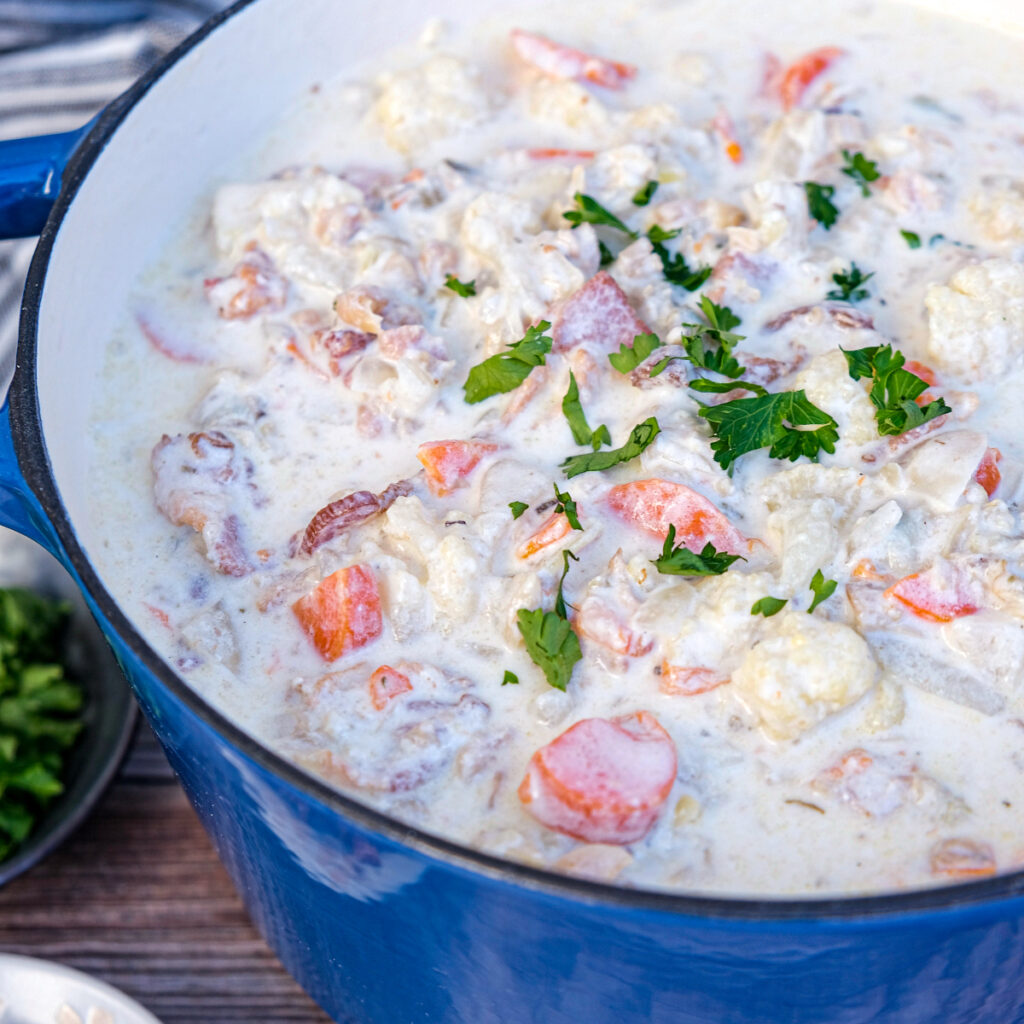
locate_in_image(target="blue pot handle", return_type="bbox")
[0,125,90,240]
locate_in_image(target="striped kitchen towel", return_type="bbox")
[0,0,232,390]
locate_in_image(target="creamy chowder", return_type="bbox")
[88,0,1024,896]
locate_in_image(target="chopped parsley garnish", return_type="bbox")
[632,180,659,206]
[0,588,83,862]
[826,263,874,303]
[561,417,661,478]
[562,372,611,450]
[563,192,636,236]
[842,343,951,437]
[900,230,922,249]
[502,669,520,686]
[598,240,615,267]
[647,225,712,291]
[652,524,745,577]
[463,321,553,404]
[751,596,788,617]
[807,569,838,613]
[516,550,582,691]
[608,332,664,374]
[805,182,839,229]
[698,389,839,474]
[680,296,746,379]
[552,484,583,531]
[444,274,476,297]
[840,149,881,197]
[509,501,529,520]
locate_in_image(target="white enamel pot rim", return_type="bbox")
[12,0,1024,922]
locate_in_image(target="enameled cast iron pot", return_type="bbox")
[2,1,1024,1020]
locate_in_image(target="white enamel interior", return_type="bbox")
[32,0,1024,601]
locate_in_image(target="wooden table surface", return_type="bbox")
[0,721,334,1023]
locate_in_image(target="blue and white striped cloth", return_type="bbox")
[0,0,231,386]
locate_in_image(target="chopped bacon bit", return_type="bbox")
[310,328,375,376]
[285,338,330,381]
[884,566,980,623]
[607,478,751,555]
[764,304,874,332]
[518,712,677,844]
[552,271,651,354]
[204,245,287,320]
[369,665,413,710]
[778,46,845,110]
[659,664,728,697]
[517,511,573,559]
[510,29,636,90]
[973,447,1002,498]
[930,837,997,878]
[417,440,499,497]
[292,564,382,662]
[526,148,597,161]
[294,479,415,556]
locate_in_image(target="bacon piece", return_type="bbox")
[884,565,981,623]
[659,664,728,697]
[607,479,750,555]
[576,597,653,657]
[764,304,874,332]
[204,246,287,320]
[779,46,845,110]
[310,328,375,376]
[519,712,677,844]
[930,837,996,879]
[294,479,415,556]
[292,564,382,662]
[369,664,413,710]
[417,440,499,497]
[552,272,651,354]
[973,447,1002,497]
[510,29,636,90]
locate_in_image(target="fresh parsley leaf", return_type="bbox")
[751,596,787,617]
[608,332,664,374]
[552,484,583,531]
[463,321,553,404]
[563,193,637,237]
[444,274,476,297]
[652,524,745,577]
[900,229,922,249]
[647,225,712,290]
[680,296,747,379]
[632,180,659,206]
[502,669,520,686]
[516,551,582,690]
[805,182,839,229]
[509,501,529,520]
[826,263,874,303]
[562,372,610,450]
[698,390,839,474]
[842,344,952,437]
[840,149,881,197]
[561,417,661,478]
[807,569,838,613]
[598,240,615,267]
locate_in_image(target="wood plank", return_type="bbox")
[0,724,334,1023]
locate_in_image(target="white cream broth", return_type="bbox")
[87,0,1024,896]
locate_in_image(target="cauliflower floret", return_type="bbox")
[371,56,495,154]
[728,181,811,260]
[732,612,878,740]
[582,144,659,210]
[925,259,1024,381]
[969,181,1024,243]
[793,349,878,455]
[526,77,609,133]
[758,110,866,181]
[426,534,479,630]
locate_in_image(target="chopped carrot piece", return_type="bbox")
[930,837,996,878]
[607,478,750,554]
[851,559,889,582]
[518,711,677,844]
[659,664,728,697]
[552,271,651,354]
[904,360,938,387]
[417,440,499,496]
[526,148,596,160]
[779,46,844,110]
[510,29,636,90]
[369,664,413,710]
[884,565,980,623]
[517,511,573,559]
[292,564,382,661]
[712,110,744,164]
[820,748,874,783]
[973,447,1002,498]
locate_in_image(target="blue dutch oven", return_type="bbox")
[1,1,1023,1021]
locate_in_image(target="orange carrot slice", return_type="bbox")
[369,665,413,710]
[659,664,728,697]
[884,566,980,623]
[517,511,574,559]
[930,837,997,879]
[292,564,382,661]
[417,440,498,497]
[518,711,677,844]
[973,447,1002,498]
[779,46,844,110]
[510,29,636,90]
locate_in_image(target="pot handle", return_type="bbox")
[0,126,90,240]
